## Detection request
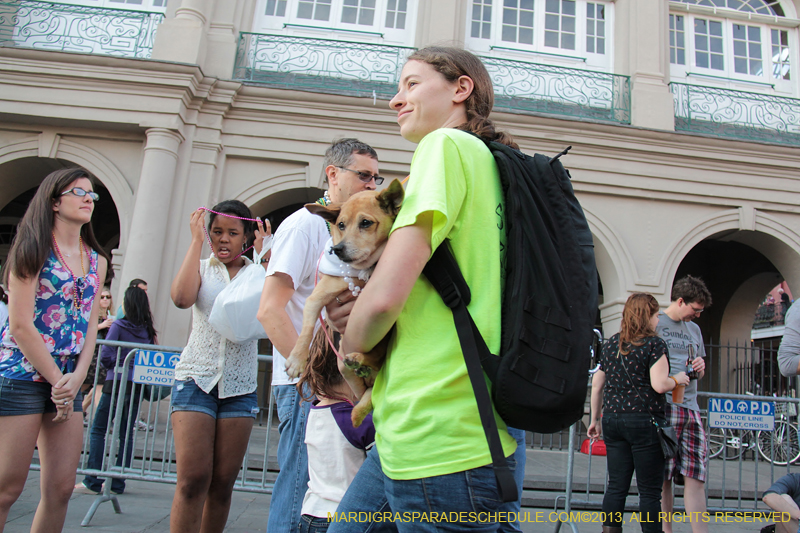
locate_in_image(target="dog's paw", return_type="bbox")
[284,355,306,379]
[343,354,372,378]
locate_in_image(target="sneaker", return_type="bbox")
[136,420,153,431]
[73,482,100,495]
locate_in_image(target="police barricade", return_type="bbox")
[29,339,278,526]
[700,391,800,515]
[555,390,800,532]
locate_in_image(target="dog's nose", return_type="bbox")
[331,242,346,259]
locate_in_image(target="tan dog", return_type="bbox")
[285,179,404,426]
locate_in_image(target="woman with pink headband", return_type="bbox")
[169,200,269,533]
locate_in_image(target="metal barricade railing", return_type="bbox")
[698,391,800,514]
[29,339,278,526]
[556,381,800,528]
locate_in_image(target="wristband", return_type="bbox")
[670,375,679,387]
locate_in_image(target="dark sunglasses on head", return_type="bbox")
[61,187,99,202]
[335,166,385,185]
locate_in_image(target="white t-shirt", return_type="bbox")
[301,402,375,518]
[266,207,329,386]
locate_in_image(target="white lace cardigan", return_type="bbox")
[174,255,258,398]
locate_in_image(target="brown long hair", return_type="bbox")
[3,168,112,283]
[406,47,518,149]
[297,322,344,402]
[619,293,660,355]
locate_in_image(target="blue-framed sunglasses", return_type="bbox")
[60,187,99,202]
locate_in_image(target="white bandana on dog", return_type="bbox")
[318,237,372,297]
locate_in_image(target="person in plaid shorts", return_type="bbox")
[657,275,712,533]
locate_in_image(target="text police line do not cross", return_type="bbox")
[133,350,180,386]
[708,398,775,431]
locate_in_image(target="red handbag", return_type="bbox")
[580,438,607,456]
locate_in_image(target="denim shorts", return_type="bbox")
[0,376,83,416]
[170,378,259,419]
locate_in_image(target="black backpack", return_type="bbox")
[423,138,598,502]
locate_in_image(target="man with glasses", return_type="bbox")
[657,275,712,533]
[257,138,382,533]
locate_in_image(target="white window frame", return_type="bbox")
[465,0,614,72]
[254,0,416,46]
[669,2,799,96]
[54,0,167,12]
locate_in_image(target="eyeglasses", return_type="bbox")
[335,166,384,185]
[100,295,112,299]
[688,304,704,315]
[61,187,99,202]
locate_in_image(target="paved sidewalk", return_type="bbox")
[6,468,771,533]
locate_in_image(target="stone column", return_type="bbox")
[118,128,184,300]
[151,0,210,66]
[414,0,466,47]
[618,0,675,130]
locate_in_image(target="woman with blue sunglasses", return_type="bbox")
[0,168,109,532]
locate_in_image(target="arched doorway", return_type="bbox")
[669,230,800,396]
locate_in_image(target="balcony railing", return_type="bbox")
[233,33,632,125]
[233,32,414,100]
[481,56,631,124]
[671,82,800,146]
[0,0,163,59]
[753,301,792,330]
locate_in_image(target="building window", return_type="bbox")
[670,14,686,65]
[265,0,288,16]
[694,18,724,71]
[342,0,376,25]
[586,2,605,55]
[669,1,794,92]
[466,0,613,70]
[298,0,332,21]
[254,0,416,45]
[502,0,535,45]
[471,0,493,39]
[385,0,407,29]
[544,0,576,50]
[54,0,167,9]
[674,0,784,16]
[772,29,791,80]
[732,24,763,75]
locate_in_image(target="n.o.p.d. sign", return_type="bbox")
[133,350,180,387]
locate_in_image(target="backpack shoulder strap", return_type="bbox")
[423,243,517,503]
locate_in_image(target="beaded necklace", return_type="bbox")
[51,233,89,315]
[315,191,332,235]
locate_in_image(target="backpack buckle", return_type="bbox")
[438,282,462,309]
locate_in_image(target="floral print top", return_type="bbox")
[0,249,99,382]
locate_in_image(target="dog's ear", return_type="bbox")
[377,179,404,217]
[305,203,341,224]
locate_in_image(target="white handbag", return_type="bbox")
[208,236,272,343]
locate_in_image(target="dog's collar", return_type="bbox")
[318,238,372,296]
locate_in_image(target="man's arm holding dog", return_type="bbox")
[258,272,299,359]
[341,213,433,358]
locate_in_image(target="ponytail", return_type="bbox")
[459,117,519,150]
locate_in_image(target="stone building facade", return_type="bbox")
[1,1,799,391]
